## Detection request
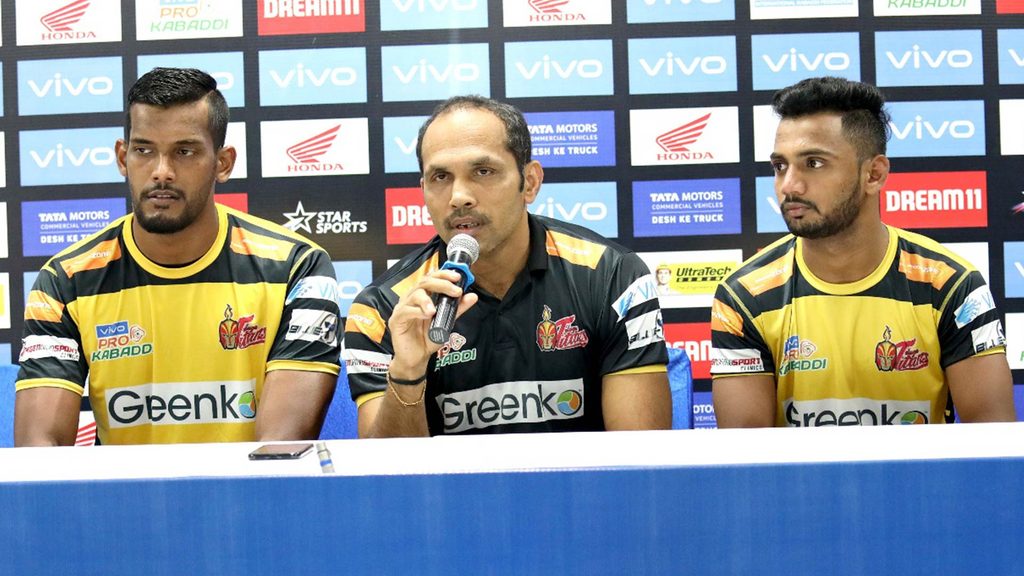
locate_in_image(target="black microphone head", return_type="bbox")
[447,233,480,264]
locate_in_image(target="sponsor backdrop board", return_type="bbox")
[1,0,1022,425]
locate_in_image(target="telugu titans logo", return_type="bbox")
[874,326,928,372]
[218,304,267,351]
[536,305,589,352]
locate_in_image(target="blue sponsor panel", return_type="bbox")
[627,0,735,22]
[524,110,615,168]
[22,198,126,257]
[530,182,618,238]
[381,43,490,102]
[886,100,985,158]
[755,176,788,233]
[693,391,717,428]
[0,344,10,365]
[383,116,429,174]
[333,261,373,317]
[998,29,1024,84]
[750,33,860,90]
[20,127,123,186]
[1016,385,1024,422]
[381,0,487,30]
[138,52,245,107]
[633,179,741,237]
[628,36,736,94]
[17,57,122,116]
[875,30,982,87]
[504,40,614,98]
[259,48,367,106]
[23,272,39,305]
[1004,242,1024,298]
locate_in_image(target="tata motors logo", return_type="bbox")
[626,0,735,23]
[630,107,740,166]
[876,30,982,87]
[260,119,369,178]
[381,0,487,31]
[530,182,618,237]
[504,40,613,98]
[383,116,428,173]
[20,127,122,186]
[629,36,737,94]
[135,0,242,40]
[386,187,435,245]
[259,47,367,106]
[258,0,364,35]
[17,0,121,45]
[18,56,122,115]
[751,32,860,90]
[282,201,368,236]
[886,100,985,158]
[881,171,986,229]
[525,110,615,168]
[139,52,245,108]
[382,43,490,102]
[633,178,741,237]
[22,197,125,257]
[503,0,612,27]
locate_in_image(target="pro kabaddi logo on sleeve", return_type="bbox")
[536,305,589,351]
[218,305,267,350]
[435,332,477,370]
[874,325,929,371]
[91,320,152,362]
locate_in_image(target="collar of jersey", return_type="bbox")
[122,204,228,279]
[794,225,897,295]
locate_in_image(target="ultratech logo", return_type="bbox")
[881,171,986,229]
[218,305,267,350]
[259,0,365,35]
[437,379,585,433]
[536,305,590,351]
[784,397,930,426]
[674,264,733,283]
[874,326,929,371]
[107,380,258,428]
[778,335,827,376]
[283,201,368,235]
[91,320,152,363]
[435,332,477,370]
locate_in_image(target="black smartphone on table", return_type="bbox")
[248,443,314,460]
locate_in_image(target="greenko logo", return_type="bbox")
[106,380,258,429]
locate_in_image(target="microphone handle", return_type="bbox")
[428,293,459,345]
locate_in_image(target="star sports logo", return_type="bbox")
[284,201,316,233]
[42,0,89,31]
[530,0,569,12]
[657,113,711,153]
[287,125,341,164]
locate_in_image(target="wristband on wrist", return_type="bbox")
[386,372,427,407]
[386,371,427,386]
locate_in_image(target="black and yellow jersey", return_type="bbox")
[344,214,668,435]
[17,204,341,444]
[711,226,1005,426]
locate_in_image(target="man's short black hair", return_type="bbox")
[771,76,890,160]
[125,67,229,148]
[416,95,532,176]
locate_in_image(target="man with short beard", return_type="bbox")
[14,68,340,445]
[710,77,1015,427]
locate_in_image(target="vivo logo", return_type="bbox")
[393,0,476,11]
[270,64,358,87]
[30,144,115,168]
[532,199,608,221]
[1009,49,1024,66]
[28,74,113,97]
[763,50,850,72]
[211,71,234,90]
[638,52,728,76]
[885,46,973,69]
[515,56,603,80]
[890,117,975,140]
[393,61,480,84]
[394,136,416,155]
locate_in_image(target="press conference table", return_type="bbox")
[2,424,1023,575]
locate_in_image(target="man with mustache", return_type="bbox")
[14,68,340,445]
[710,77,1015,427]
[344,95,671,436]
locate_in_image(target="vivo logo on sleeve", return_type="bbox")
[886,100,985,157]
[751,33,860,89]
[876,30,982,87]
[505,40,613,98]
[17,56,122,115]
[382,43,489,102]
[629,36,736,94]
[260,48,367,106]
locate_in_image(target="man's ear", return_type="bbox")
[215,145,237,183]
[863,154,889,198]
[115,139,129,177]
[522,160,544,204]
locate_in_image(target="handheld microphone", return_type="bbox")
[428,234,479,345]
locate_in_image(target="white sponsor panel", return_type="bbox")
[0,203,8,259]
[709,347,764,373]
[1000,100,1024,155]
[105,379,257,429]
[437,378,584,433]
[783,397,931,426]
[954,285,996,329]
[135,0,243,40]
[286,276,340,304]
[752,105,780,165]
[19,334,80,362]
[1005,313,1024,370]
[945,242,989,283]
[971,319,1006,353]
[342,348,392,375]
[611,273,658,321]
[637,249,744,309]
[630,107,740,166]
[502,0,612,27]
[0,134,6,188]
[286,309,339,344]
[874,0,980,16]
[16,0,122,46]
[626,309,664,350]
[750,0,857,19]
[225,122,247,179]
[260,118,370,177]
